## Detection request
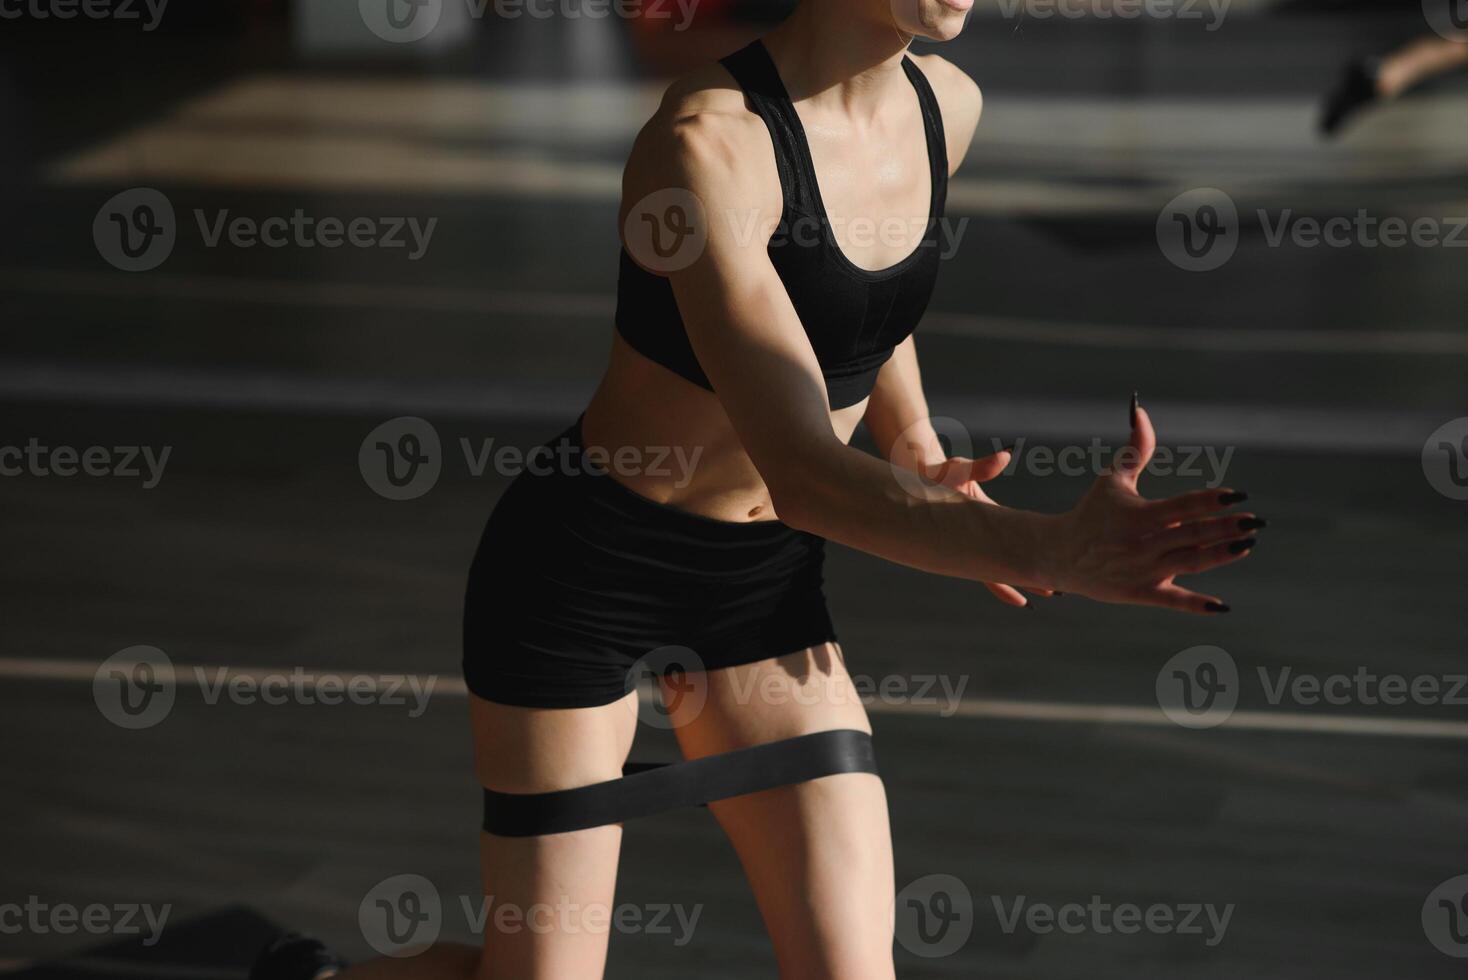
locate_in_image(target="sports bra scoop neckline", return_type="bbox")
[772,48,943,279]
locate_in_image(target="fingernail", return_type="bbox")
[1229,538,1257,554]
[1205,601,1231,614]
[1219,491,1248,505]
[1024,601,1035,611]
[1238,517,1267,531]
[1052,591,1065,597]
[1001,443,1016,454]
[1130,391,1140,428]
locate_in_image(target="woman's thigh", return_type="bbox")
[469,690,639,980]
[662,643,896,980]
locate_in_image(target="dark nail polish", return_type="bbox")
[1205,602,1231,613]
[1024,602,1035,611]
[1052,592,1065,597]
[1229,538,1257,554]
[1219,491,1248,505]
[1238,517,1267,531]
[1130,391,1140,428]
[1001,444,1017,454]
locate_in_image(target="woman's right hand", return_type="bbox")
[1041,398,1263,614]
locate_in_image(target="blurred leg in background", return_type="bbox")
[1321,34,1468,136]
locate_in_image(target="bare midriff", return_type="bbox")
[580,331,866,525]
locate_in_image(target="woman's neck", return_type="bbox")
[762,0,914,121]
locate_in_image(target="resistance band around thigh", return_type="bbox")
[482,729,879,837]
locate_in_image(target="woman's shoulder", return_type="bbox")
[908,52,983,115]
[642,60,773,163]
[620,61,782,221]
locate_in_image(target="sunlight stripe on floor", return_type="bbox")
[7,657,1467,741]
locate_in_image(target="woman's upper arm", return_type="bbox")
[622,96,843,511]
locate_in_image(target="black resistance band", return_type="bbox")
[482,728,879,837]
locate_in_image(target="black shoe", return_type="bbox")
[1320,58,1381,138]
[249,933,347,980]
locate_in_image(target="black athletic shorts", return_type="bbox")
[462,419,838,708]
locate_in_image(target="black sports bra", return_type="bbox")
[615,40,949,410]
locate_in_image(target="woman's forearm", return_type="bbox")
[864,339,944,468]
[775,439,1059,589]
[803,340,1053,586]
[866,404,944,471]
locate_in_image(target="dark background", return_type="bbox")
[2,1,1466,977]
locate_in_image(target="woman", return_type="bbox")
[282,0,1261,977]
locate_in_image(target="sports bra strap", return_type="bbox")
[719,41,821,214]
[901,55,949,217]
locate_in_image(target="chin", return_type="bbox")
[893,0,972,42]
